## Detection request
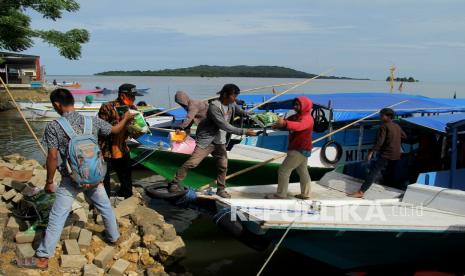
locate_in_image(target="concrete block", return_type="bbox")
[12,192,23,204]
[73,207,88,221]
[61,225,72,241]
[16,243,35,258]
[1,177,13,187]
[114,196,140,218]
[64,239,81,255]
[7,216,25,231]
[0,184,5,195]
[83,263,101,276]
[78,228,92,248]
[2,189,17,201]
[94,245,115,268]
[96,214,103,225]
[11,180,26,192]
[76,192,86,203]
[15,230,42,244]
[69,225,81,239]
[108,259,130,276]
[61,254,87,269]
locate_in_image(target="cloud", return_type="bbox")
[425,41,465,48]
[362,43,429,50]
[86,11,355,36]
[359,41,465,51]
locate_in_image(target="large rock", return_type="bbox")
[28,169,47,188]
[114,196,141,218]
[152,236,186,265]
[21,159,43,170]
[3,153,25,164]
[147,261,169,276]
[131,206,176,241]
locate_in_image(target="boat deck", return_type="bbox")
[206,172,465,233]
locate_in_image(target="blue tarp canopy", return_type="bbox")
[402,113,465,134]
[258,93,465,122]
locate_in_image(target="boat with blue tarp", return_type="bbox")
[131,92,465,190]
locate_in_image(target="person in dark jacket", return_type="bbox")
[168,84,256,198]
[350,108,406,198]
[265,96,314,199]
[174,90,208,133]
[98,83,143,198]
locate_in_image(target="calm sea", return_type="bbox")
[2,76,464,274]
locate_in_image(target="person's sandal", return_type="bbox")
[168,183,181,193]
[295,194,310,200]
[348,191,364,198]
[216,189,231,198]
[13,256,48,269]
[264,194,286,199]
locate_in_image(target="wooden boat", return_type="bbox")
[132,92,465,189]
[102,88,150,95]
[69,88,103,95]
[26,106,98,119]
[58,82,81,88]
[130,146,329,188]
[25,103,158,120]
[209,171,465,270]
[17,100,105,111]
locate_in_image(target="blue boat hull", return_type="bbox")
[262,228,465,270]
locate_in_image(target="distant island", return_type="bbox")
[95,65,366,80]
[386,76,419,82]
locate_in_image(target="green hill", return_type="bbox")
[95,65,361,79]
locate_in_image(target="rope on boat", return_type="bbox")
[131,148,157,167]
[174,188,197,207]
[234,206,319,215]
[256,214,302,276]
[213,207,232,225]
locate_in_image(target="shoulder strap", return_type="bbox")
[56,117,77,138]
[84,116,93,135]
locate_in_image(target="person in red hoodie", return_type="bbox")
[265,96,314,199]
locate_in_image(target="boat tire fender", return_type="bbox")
[145,182,188,200]
[320,140,343,165]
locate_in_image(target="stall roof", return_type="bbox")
[402,114,465,134]
[259,93,465,122]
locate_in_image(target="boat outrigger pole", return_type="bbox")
[246,68,336,113]
[199,100,408,190]
[145,79,329,119]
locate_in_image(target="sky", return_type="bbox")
[23,0,465,81]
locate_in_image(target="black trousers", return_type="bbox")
[360,158,397,192]
[104,153,133,198]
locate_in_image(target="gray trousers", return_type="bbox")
[173,144,228,189]
[277,150,311,197]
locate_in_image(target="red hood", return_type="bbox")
[296,96,313,114]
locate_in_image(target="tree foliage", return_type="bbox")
[386,76,418,82]
[95,65,364,80]
[0,0,89,59]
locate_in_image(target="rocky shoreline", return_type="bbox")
[0,89,50,111]
[0,154,188,276]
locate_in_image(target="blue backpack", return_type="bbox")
[56,116,107,187]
